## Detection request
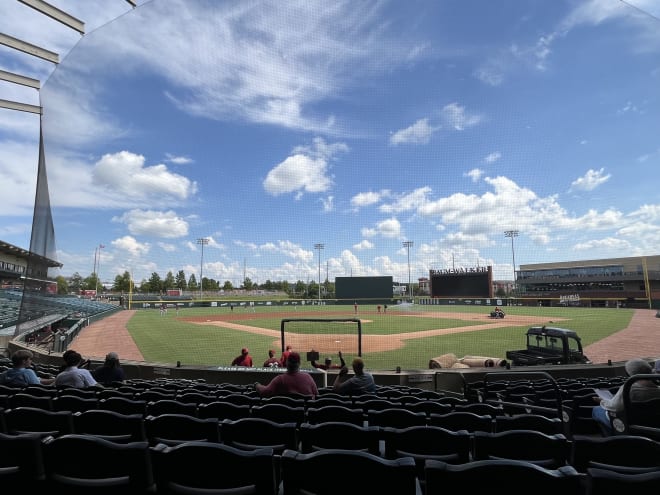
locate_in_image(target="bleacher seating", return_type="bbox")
[0,378,657,492]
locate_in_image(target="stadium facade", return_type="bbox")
[517,255,660,309]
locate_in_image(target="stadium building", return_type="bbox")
[517,255,660,309]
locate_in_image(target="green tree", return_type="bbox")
[55,275,68,294]
[68,272,83,293]
[147,272,162,293]
[83,273,100,291]
[175,270,187,290]
[222,280,233,291]
[242,277,254,290]
[163,271,176,290]
[112,271,132,293]
[188,274,198,291]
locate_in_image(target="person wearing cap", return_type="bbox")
[591,357,660,435]
[231,348,253,367]
[311,350,346,370]
[279,345,293,367]
[332,357,377,394]
[92,351,126,385]
[263,349,280,368]
[254,352,318,398]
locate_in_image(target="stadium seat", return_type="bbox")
[72,409,147,443]
[587,467,660,493]
[306,405,364,426]
[42,434,155,494]
[220,417,298,455]
[280,449,420,495]
[197,401,251,421]
[151,441,278,495]
[144,413,220,446]
[52,395,99,413]
[299,421,380,455]
[4,406,74,438]
[428,411,495,433]
[0,431,46,490]
[570,434,660,474]
[472,430,571,468]
[250,403,306,426]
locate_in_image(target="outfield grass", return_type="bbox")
[126,304,635,370]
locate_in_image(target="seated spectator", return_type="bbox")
[0,349,55,387]
[254,352,318,398]
[332,357,377,395]
[231,348,253,367]
[311,351,346,370]
[92,351,126,385]
[55,350,99,388]
[263,349,280,368]
[592,358,660,435]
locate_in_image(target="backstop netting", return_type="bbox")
[280,319,362,363]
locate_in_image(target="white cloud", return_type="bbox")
[263,138,346,196]
[440,103,482,131]
[112,209,190,238]
[464,168,484,182]
[111,235,150,257]
[353,240,374,250]
[379,187,432,214]
[569,168,611,192]
[350,190,391,209]
[93,151,198,203]
[390,118,440,145]
[164,153,193,164]
[484,152,501,163]
[320,196,334,212]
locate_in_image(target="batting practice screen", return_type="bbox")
[430,266,493,298]
[335,276,393,300]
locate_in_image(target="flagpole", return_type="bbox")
[95,244,105,297]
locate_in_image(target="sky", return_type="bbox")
[1,0,659,289]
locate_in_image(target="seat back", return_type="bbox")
[98,397,147,416]
[494,413,564,434]
[428,411,494,432]
[145,399,198,417]
[144,413,220,446]
[4,406,74,438]
[72,409,147,443]
[7,393,53,411]
[570,434,660,474]
[587,467,660,493]
[152,441,277,495]
[52,395,99,413]
[0,431,46,490]
[42,434,155,493]
[424,459,585,495]
[299,421,380,455]
[472,430,570,468]
[220,417,298,455]
[366,408,427,429]
[306,405,364,426]
[280,449,419,495]
[197,401,251,421]
[250,403,306,426]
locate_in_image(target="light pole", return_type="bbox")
[94,244,104,296]
[403,241,413,302]
[314,243,324,301]
[504,230,519,296]
[196,238,209,301]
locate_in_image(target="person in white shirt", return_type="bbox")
[54,349,99,388]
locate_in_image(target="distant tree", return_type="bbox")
[138,279,149,293]
[82,273,99,291]
[188,274,198,291]
[55,275,68,294]
[68,272,83,293]
[147,272,162,293]
[163,271,176,290]
[175,270,187,291]
[242,277,254,290]
[112,271,132,293]
[495,287,506,297]
[222,280,233,291]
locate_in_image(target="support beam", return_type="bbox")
[0,33,59,64]
[0,99,42,114]
[18,0,85,35]
[0,69,40,89]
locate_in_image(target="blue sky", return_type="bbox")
[1,0,659,288]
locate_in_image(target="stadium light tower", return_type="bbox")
[504,230,519,295]
[196,238,209,301]
[314,243,324,301]
[403,241,414,302]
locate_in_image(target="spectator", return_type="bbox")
[654,360,660,374]
[92,351,126,385]
[280,345,293,367]
[231,348,253,367]
[311,350,346,370]
[263,349,280,368]
[592,358,660,435]
[0,349,55,387]
[254,352,318,398]
[54,350,99,388]
[333,357,377,395]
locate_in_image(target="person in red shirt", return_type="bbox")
[263,349,280,368]
[254,352,318,398]
[279,345,293,367]
[231,348,253,367]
